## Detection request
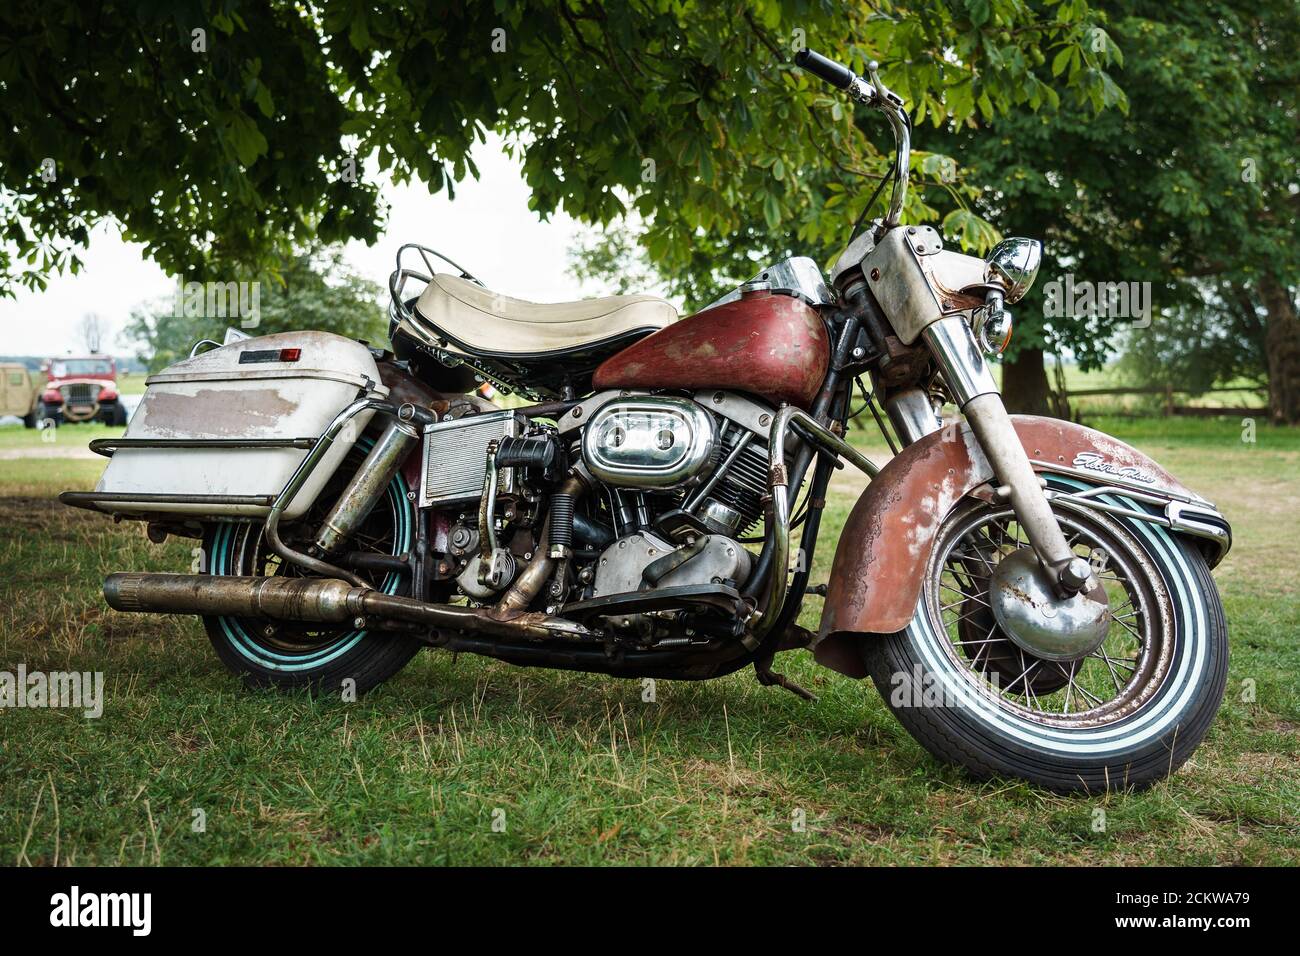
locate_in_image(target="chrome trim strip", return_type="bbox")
[1045,486,1231,566]
[61,491,278,509]
[89,437,318,458]
[1029,461,1215,509]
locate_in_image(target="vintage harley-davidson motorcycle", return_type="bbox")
[66,49,1230,791]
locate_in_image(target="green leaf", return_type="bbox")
[253,83,275,119]
[225,112,268,167]
[1052,46,1072,77]
[762,192,781,229]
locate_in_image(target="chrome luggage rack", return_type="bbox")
[87,436,319,457]
[386,242,485,330]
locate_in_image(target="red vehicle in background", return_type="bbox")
[33,354,128,426]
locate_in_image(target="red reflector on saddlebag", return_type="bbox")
[278,348,302,362]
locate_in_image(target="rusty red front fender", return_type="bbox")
[813,415,1226,678]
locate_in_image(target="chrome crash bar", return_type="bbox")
[749,406,880,648]
[263,394,402,588]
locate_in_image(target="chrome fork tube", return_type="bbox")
[749,406,879,648]
[885,387,941,446]
[922,316,1090,594]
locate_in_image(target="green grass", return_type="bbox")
[117,372,147,396]
[0,422,124,453]
[0,418,1296,865]
[985,363,1268,417]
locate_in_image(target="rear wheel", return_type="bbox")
[201,437,422,695]
[863,476,1228,792]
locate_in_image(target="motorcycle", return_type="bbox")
[65,49,1231,792]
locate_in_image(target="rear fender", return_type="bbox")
[813,415,1230,678]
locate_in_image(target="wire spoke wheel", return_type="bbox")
[862,476,1229,792]
[200,436,422,693]
[933,503,1168,729]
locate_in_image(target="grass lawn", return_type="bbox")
[995,362,1267,417]
[0,422,123,455]
[0,417,1296,865]
[117,372,148,396]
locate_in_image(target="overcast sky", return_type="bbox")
[0,135,644,357]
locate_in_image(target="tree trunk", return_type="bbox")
[1258,273,1300,424]
[1001,346,1053,415]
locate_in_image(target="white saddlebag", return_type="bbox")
[91,331,386,520]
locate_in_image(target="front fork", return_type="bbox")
[919,315,1092,596]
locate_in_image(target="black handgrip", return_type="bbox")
[794,48,855,90]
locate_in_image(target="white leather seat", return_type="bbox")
[411,273,677,356]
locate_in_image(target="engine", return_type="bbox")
[423,390,778,641]
[581,393,772,540]
[575,392,781,619]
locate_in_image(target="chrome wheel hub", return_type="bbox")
[988,548,1110,662]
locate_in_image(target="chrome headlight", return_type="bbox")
[985,237,1042,303]
[581,397,716,490]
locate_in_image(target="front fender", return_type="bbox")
[813,415,1229,678]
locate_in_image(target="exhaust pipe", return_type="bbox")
[105,572,363,622]
[103,573,596,642]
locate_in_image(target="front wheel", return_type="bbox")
[863,476,1228,792]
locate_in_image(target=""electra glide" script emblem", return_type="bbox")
[1071,452,1156,484]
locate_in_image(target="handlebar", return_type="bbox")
[794,47,911,230]
[794,48,855,90]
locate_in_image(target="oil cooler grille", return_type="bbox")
[419,410,521,507]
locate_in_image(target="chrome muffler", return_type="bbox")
[103,573,597,641]
[105,572,365,622]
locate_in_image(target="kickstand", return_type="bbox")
[754,659,818,702]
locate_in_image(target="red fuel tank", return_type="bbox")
[592,291,830,409]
